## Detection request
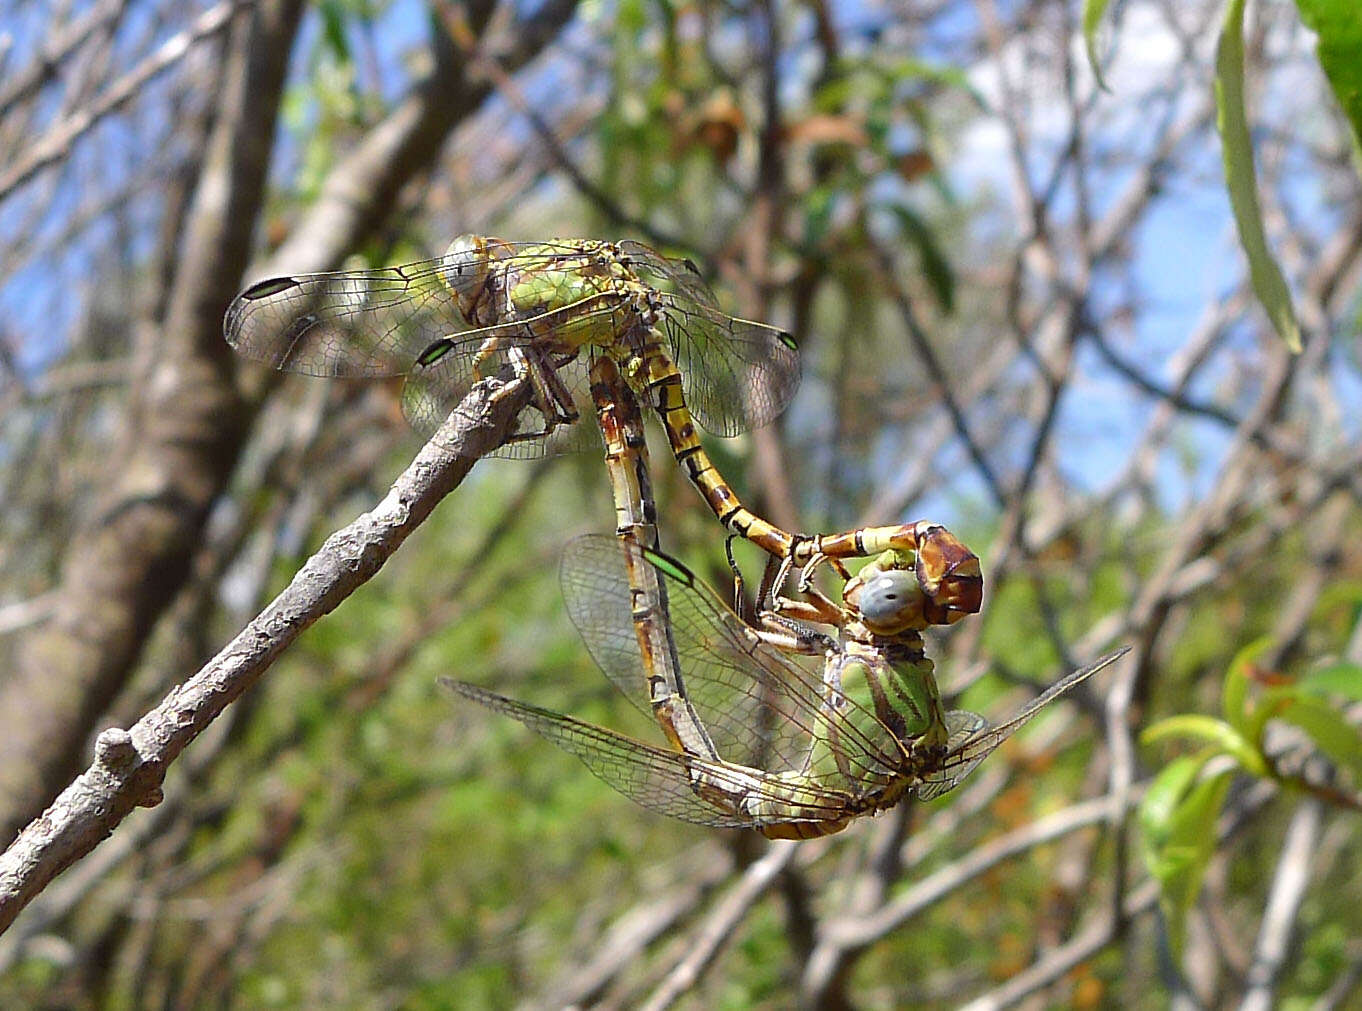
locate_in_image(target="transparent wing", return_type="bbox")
[440,679,855,832]
[656,300,801,437]
[225,260,470,377]
[225,240,613,377]
[618,240,801,437]
[560,535,905,785]
[617,240,720,310]
[915,647,1130,800]
[915,710,986,801]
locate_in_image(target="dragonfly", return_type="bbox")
[225,235,988,588]
[442,535,1131,840]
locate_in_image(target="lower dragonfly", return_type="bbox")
[478,346,1106,839]
[442,536,1130,839]
[225,235,985,587]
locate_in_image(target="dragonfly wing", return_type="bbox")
[226,241,612,376]
[616,240,720,310]
[225,260,465,377]
[916,710,987,801]
[560,535,904,784]
[614,241,800,437]
[916,647,1130,800]
[656,298,800,437]
[440,678,852,831]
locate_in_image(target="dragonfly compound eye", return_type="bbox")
[440,233,495,302]
[857,570,925,635]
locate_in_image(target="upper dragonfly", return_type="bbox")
[225,236,798,459]
[227,236,951,576]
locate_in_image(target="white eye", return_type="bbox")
[440,233,494,300]
[858,570,921,633]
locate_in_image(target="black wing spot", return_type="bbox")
[416,338,454,367]
[241,276,300,300]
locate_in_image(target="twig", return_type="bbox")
[0,375,531,935]
[0,0,127,117]
[958,879,1162,1011]
[960,779,1281,1010]
[545,845,734,1008]
[436,0,684,252]
[1239,799,1324,1011]
[868,239,1006,510]
[638,841,800,1011]
[0,1,247,204]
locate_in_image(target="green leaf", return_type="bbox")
[1083,0,1113,92]
[318,0,352,64]
[1297,662,1362,702]
[1140,762,1233,958]
[1223,636,1273,733]
[1215,0,1302,352]
[1274,696,1362,779]
[1294,0,1362,153]
[1140,753,1213,846]
[886,204,956,313]
[1141,714,1269,777]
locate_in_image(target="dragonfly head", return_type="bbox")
[440,234,511,310]
[842,525,984,632]
[912,524,984,626]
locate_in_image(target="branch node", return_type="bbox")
[93,728,137,770]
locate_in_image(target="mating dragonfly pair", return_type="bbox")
[227,236,1126,839]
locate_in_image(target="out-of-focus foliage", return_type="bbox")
[0,0,1360,1007]
[1215,0,1301,352]
[1141,638,1362,957]
[1088,0,1362,353]
[1294,0,1362,149]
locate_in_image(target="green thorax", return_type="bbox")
[497,240,654,349]
[842,643,945,753]
[799,643,948,793]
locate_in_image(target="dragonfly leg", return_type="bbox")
[723,534,752,625]
[751,611,834,656]
[533,348,580,425]
[499,345,579,441]
[797,553,849,591]
[747,550,846,628]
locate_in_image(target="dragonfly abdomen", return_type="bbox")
[639,347,796,558]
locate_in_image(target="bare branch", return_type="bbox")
[0,374,531,935]
[0,1,245,204]
[1239,799,1324,1011]
[639,841,801,1011]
